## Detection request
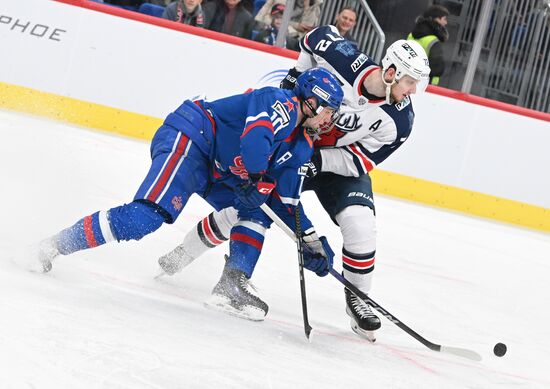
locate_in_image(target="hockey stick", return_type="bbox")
[260,204,312,339]
[328,269,482,361]
[294,206,313,339]
[261,203,482,361]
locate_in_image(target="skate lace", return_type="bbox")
[238,275,260,296]
[350,295,375,319]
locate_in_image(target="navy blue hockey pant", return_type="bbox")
[302,172,375,223]
[56,125,234,255]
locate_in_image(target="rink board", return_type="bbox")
[0,0,549,232]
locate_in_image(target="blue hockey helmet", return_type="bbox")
[293,68,344,113]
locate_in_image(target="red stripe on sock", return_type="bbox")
[83,215,98,248]
[202,217,224,245]
[231,232,263,251]
[343,255,375,268]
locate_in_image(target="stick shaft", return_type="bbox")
[260,204,311,339]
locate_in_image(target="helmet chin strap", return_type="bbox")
[298,100,311,127]
[382,70,397,104]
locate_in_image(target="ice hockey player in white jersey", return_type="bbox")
[157,26,430,340]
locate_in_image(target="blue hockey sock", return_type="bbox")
[57,211,115,255]
[227,223,266,278]
[56,200,167,255]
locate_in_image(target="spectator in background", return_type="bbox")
[103,0,169,7]
[254,0,284,30]
[254,3,297,48]
[204,0,254,39]
[407,4,449,86]
[255,0,321,41]
[162,0,205,27]
[288,0,322,39]
[334,7,357,43]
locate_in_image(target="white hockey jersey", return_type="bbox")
[297,25,415,177]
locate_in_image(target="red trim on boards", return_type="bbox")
[426,85,550,122]
[54,0,550,121]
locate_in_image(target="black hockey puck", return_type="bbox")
[493,342,507,357]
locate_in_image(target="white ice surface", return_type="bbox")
[1,109,549,388]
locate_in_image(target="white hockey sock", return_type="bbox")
[343,268,373,295]
[187,207,238,258]
[336,205,377,295]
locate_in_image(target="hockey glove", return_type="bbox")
[301,231,334,277]
[280,67,303,90]
[235,174,276,209]
[304,150,322,178]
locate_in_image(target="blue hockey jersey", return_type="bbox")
[158,86,316,232]
[203,87,304,176]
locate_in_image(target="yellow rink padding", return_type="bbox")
[0,82,162,140]
[1,81,549,233]
[370,170,550,233]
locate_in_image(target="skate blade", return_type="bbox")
[350,319,377,343]
[41,261,52,273]
[153,269,168,280]
[28,261,52,274]
[31,257,52,273]
[204,294,266,322]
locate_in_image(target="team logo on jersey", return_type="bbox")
[271,100,291,134]
[351,54,368,72]
[394,96,411,111]
[283,99,295,112]
[171,195,183,211]
[229,156,249,180]
[335,113,362,132]
[335,41,356,57]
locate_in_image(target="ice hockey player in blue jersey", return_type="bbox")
[156,26,431,339]
[37,67,344,320]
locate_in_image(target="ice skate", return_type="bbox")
[38,236,60,273]
[345,288,381,342]
[205,266,268,321]
[158,244,196,276]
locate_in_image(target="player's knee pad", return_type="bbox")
[108,200,167,242]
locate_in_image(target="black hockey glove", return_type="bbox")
[280,67,303,90]
[235,174,276,209]
[301,231,334,277]
[305,150,322,178]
